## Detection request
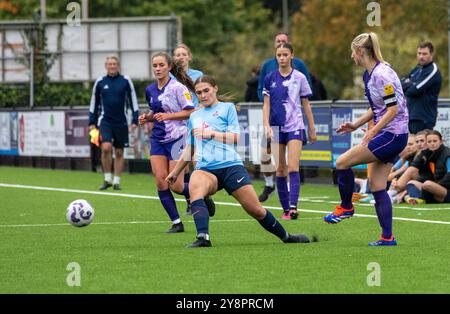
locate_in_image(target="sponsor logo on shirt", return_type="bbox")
[104,85,109,89]
[202,122,210,129]
[213,111,220,117]
[271,81,277,88]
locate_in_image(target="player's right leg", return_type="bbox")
[271,136,291,219]
[324,144,378,224]
[186,170,218,248]
[151,149,184,233]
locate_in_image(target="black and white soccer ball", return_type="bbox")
[66,199,95,227]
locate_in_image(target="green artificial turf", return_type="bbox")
[1,166,449,293]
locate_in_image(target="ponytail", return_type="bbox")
[170,60,195,93]
[368,32,385,63]
[351,32,386,64]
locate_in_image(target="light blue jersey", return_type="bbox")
[187,102,243,170]
[170,68,203,107]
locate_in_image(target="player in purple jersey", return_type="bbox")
[138,52,198,233]
[323,32,409,247]
[262,43,317,220]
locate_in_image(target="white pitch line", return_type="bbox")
[297,197,450,211]
[1,183,450,225]
[0,217,323,228]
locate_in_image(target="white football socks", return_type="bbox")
[104,173,112,183]
[264,175,274,187]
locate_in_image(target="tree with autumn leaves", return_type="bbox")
[0,0,448,106]
[291,0,448,99]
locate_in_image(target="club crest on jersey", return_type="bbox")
[202,122,210,129]
[213,110,220,117]
[384,84,394,96]
[104,85,109,89]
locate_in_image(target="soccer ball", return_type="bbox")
[66,199,95,227]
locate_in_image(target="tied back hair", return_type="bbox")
[194,75,235,103]
[351,32,386,64]
[152,52,195,93]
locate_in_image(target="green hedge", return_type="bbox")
[0,81,151,107]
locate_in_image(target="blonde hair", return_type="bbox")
[351,32,386,63]
[173,43,192,58]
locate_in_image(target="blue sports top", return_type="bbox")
[186,102,243,170]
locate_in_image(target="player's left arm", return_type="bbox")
[194,105,240,144]
[302,99,316,144]
[154,86,195,122]
[166,144,194,184]
[362,82,398,144]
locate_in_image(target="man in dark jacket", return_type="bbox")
[89,56,139,190]
[401,42,442,134]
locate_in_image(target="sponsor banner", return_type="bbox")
[18,112,42,156]
[301,107,332,167]
[0,112,19,155]
[236,107,250,161]
[331,108,352,168]
[435,105,450,146]
[41,111,66,157]
[248,109,264,165]
[65,111,90,157]
[124,124,151,160]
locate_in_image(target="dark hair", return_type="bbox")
[194,75,235,102]
[418,41,434,54]
[274,31,290,40]
[151,52,195,92]
[426,130,442,141]
[251,65,260,75]
[276,42,294,54]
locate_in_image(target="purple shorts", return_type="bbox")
[150,136,185,160]
[368,132,408,164]
[271,127,307,145]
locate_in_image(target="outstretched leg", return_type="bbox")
[232,185,312,243]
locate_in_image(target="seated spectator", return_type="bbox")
[392,129,432,197]
[405,130,450,204]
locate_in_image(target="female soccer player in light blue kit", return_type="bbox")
[166,75,315,247]
[263,43,317,220]
[323,32,409,246]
